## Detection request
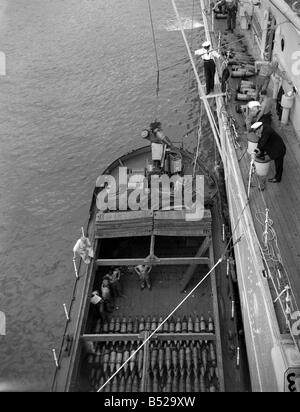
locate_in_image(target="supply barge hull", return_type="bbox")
[52,141,250,392]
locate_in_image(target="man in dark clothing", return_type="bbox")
[195,41,221,95]
[214,0,238,32]
[252,122,286,183]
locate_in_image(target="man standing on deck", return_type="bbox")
[214,0,238,33]
[245,101,261,132]
[251,122,286,183]
[254,57,290,98]
[256,90,273,125]
[195,41,221,95]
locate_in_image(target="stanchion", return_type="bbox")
[247,158,255,199]
[73,256,79,279]
[63,303,70,321]
[52,349,59,368]
[236,347,240,368]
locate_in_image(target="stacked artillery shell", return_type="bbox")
[120,317,127,333]
[145,316,151,331]
[95,319,101,333]
[127,317,133,333]
[102,321,109,333]
[137,347,144,378]
[139,316,145,333]
[163,318,169,333]
[114,317,120,333]
[133,317,139,333]
[109,317,115,333]
[86,315,219,392]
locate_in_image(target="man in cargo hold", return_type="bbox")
[90,290,107,322]
[101,278,116,312]
[104,268,123,298]
[134,264,152,290]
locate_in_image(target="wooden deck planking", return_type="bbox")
[209,12,300,318]
[224,60,300,315]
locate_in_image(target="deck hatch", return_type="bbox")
[153,209,211,237]
[95,209,211,239]
[95,211,153,238]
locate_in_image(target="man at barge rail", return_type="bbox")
[251,122,286,183]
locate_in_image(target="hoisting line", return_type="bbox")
[147,0,160,97]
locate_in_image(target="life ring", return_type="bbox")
[292,1,300,14]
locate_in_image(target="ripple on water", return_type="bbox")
[0,0,214,390]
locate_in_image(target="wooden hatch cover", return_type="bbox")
[95,209,211,239]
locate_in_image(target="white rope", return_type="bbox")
[247,159,255,199]
[97,257,223,392]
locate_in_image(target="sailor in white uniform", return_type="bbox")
[195,41,220,95]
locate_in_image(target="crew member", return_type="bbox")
[134,264,152,290]
[101,278,115,311]
[104,268,123,298]
[195,41,220,95]
[214,0,238,32]
[256,90,273,125]
[251,122,286,183]
[255,58,289,98]
[245,101,261,132]
[221,53,230,93]
[90,290,106,322]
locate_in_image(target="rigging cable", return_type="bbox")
[187,0,196,90]
[147,0,160,99]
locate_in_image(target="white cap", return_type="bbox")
[202,41,211,48]
[247,101,261,109]
[251,122,263,131]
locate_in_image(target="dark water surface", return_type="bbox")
[0,0,213,390]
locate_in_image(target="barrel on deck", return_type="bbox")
[254,155,271,176]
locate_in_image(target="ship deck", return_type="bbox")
[212,18,300,334]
